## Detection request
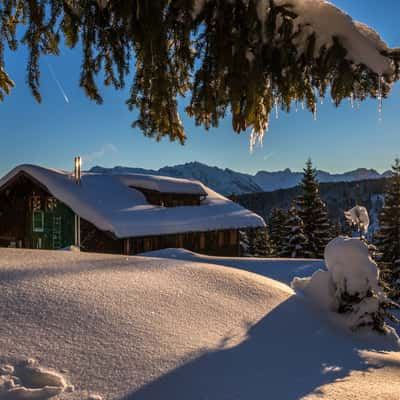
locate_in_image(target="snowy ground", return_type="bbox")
[1,248,399,399]
[139,248,325,284]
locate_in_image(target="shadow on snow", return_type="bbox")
[124,295,399,400]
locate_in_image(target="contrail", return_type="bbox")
[48,63,70,104]
[263,152,275,161]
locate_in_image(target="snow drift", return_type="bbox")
[1,248,400,399]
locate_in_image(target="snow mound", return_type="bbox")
[0,359,69,399]
[292,237,398,338]
[2,248,399,399]
[0,248,291,399]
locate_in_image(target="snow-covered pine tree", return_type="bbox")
[239,230,250,256]
[281,205,308,258]
[297,159,332,258]
[377,158,400,299]
[269,208,287,256]
[240,228,272,257]
[248,229,259,256]
[254,227,273,257]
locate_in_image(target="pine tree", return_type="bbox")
[246,228,258,256]
[254,227,273,257]
[377,158,400,299]
[240,227,272,257]
[281,205,308,258]
[269,208,287,256]
[0,1,398,143]
[297,159,332,258]
[239,229,250,256]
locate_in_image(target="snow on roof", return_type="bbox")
[116,173,208,196]
[0,164,265,238]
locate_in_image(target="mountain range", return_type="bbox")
[90,162,391,195]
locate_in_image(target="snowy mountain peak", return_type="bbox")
[90,162,388,195]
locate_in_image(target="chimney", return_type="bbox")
[74,156,82,184]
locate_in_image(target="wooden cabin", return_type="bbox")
[0,165,265,256]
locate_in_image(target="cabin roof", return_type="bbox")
[0,164,265,238]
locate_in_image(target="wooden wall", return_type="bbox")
[122,229,239,257]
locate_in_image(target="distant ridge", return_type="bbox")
[90,162,391,195]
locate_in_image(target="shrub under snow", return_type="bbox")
[292,236,398,335]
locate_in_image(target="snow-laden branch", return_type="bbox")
[0,0,399,144]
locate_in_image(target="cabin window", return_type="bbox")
[46,197,58,211]
[30,195,42,211]
[32,211,44,232]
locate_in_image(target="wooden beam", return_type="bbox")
[124,239,131,255]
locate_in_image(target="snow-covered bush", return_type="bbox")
[344,205,370,238]
[292,236,399,334]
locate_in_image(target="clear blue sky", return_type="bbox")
[1,0,400,177]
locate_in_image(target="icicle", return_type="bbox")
[295,100,298,113]
[377,75,383,123]
[350,92,354,109]
[313,103,317,121]
[274,95,279,119]
[249,127,267,153]
[320,97,324,105]
[301,100,305,110]
[249,130,257,153]
[249,111,269,154]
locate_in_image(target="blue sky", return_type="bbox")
[1,0,400,177]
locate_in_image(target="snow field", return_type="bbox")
[1,247,399,399]
[0,249,290,399]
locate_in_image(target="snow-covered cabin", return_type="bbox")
[0,165,265,256]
